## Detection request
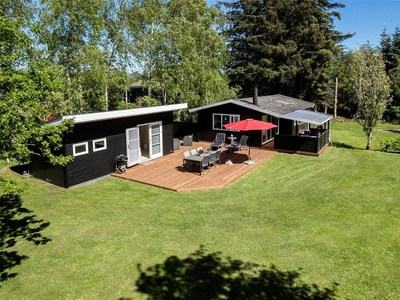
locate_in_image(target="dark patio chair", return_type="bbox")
[199,154,210,175]
[208,151,217,169]
[210,133,226,150]
[183,151,192,172]
[214,149,222,165]
[229,135,249,152]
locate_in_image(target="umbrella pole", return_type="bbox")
[244,146,255,165]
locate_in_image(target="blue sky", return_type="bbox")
[206,0,400,50]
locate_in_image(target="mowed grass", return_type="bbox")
[1,121,400,299]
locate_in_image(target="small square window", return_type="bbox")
[93,138,107,152]
[73,142,88,156]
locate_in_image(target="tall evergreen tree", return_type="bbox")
[222,0,351,102]
[380,27,400,123]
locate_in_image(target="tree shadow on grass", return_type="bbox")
[330,141,357,150]
[129,246,339,300]
[386,129,400,134]
[0,193,51,285]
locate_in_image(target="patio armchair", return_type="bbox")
[229,135,249,152]
[210,133,226,150]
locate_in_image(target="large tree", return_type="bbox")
[351,45,392,150]
[130,0,236,112]
[0,0,68,281]
[223,0,350,102]
[38,0,134,112]
[380,27,400,123]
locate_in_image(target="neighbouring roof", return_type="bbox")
[284,109,333,126]
[45,103,188,126]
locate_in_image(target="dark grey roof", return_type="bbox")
[284,110,333,125]
[239,94,314,115]
[189,94,314,118]
[189,99,281,118]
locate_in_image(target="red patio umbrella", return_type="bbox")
[224,118,277,163]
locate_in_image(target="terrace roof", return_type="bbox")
[283,109,333,125]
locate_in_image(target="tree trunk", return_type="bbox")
[334,77,338,118]
[105,84,109,111]
[366,130,373,150]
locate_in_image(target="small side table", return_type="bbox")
[227,135,237,145]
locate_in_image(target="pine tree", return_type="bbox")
[222,0,351,102]
[380,27,400,122]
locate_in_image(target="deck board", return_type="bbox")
[112,141,276,192]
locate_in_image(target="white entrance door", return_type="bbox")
[126,127,140,167]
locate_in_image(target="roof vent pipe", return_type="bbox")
[253,85,258,106]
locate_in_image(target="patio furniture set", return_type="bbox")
[183,147,222,175]
[182,133,250,175]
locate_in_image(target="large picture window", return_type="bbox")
[73,142,88,157]
[93,138,107,152]
[213,114,240,130]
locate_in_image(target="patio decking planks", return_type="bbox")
[112,141,276,192]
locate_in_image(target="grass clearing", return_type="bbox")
[1,121,400,299]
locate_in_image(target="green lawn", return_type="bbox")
[1,121,400,299]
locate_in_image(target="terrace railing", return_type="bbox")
[274,129,330,154]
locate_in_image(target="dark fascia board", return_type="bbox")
[45,103,188,126]
[188,99,283,118]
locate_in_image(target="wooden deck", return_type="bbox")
[112,141,276,192]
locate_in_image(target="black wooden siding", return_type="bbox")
[34,111,175,188]
[195,103,265,147]
[64,133,125,187]
[30,154,66,187]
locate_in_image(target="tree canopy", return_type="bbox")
[130,0,236,113]
[380,27,400,122]
[350,44,392,149]
[222,0,351,102]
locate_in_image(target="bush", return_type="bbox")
[378,137,400,153]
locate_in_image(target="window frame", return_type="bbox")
[73,142,89,157]
[212,113,240,131]
[92,138,107,152]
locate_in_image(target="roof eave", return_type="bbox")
[189,99,283,118]
[44,103,188,126]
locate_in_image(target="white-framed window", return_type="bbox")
[213,113,240,130]
[73,142,89,157]
[92,138,107,152]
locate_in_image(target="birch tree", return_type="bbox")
[130,0,236,110]
[351,45,392,149]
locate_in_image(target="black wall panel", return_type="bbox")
[65,133,125,187]
[27,111,175,188]
[30,154,66,187]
